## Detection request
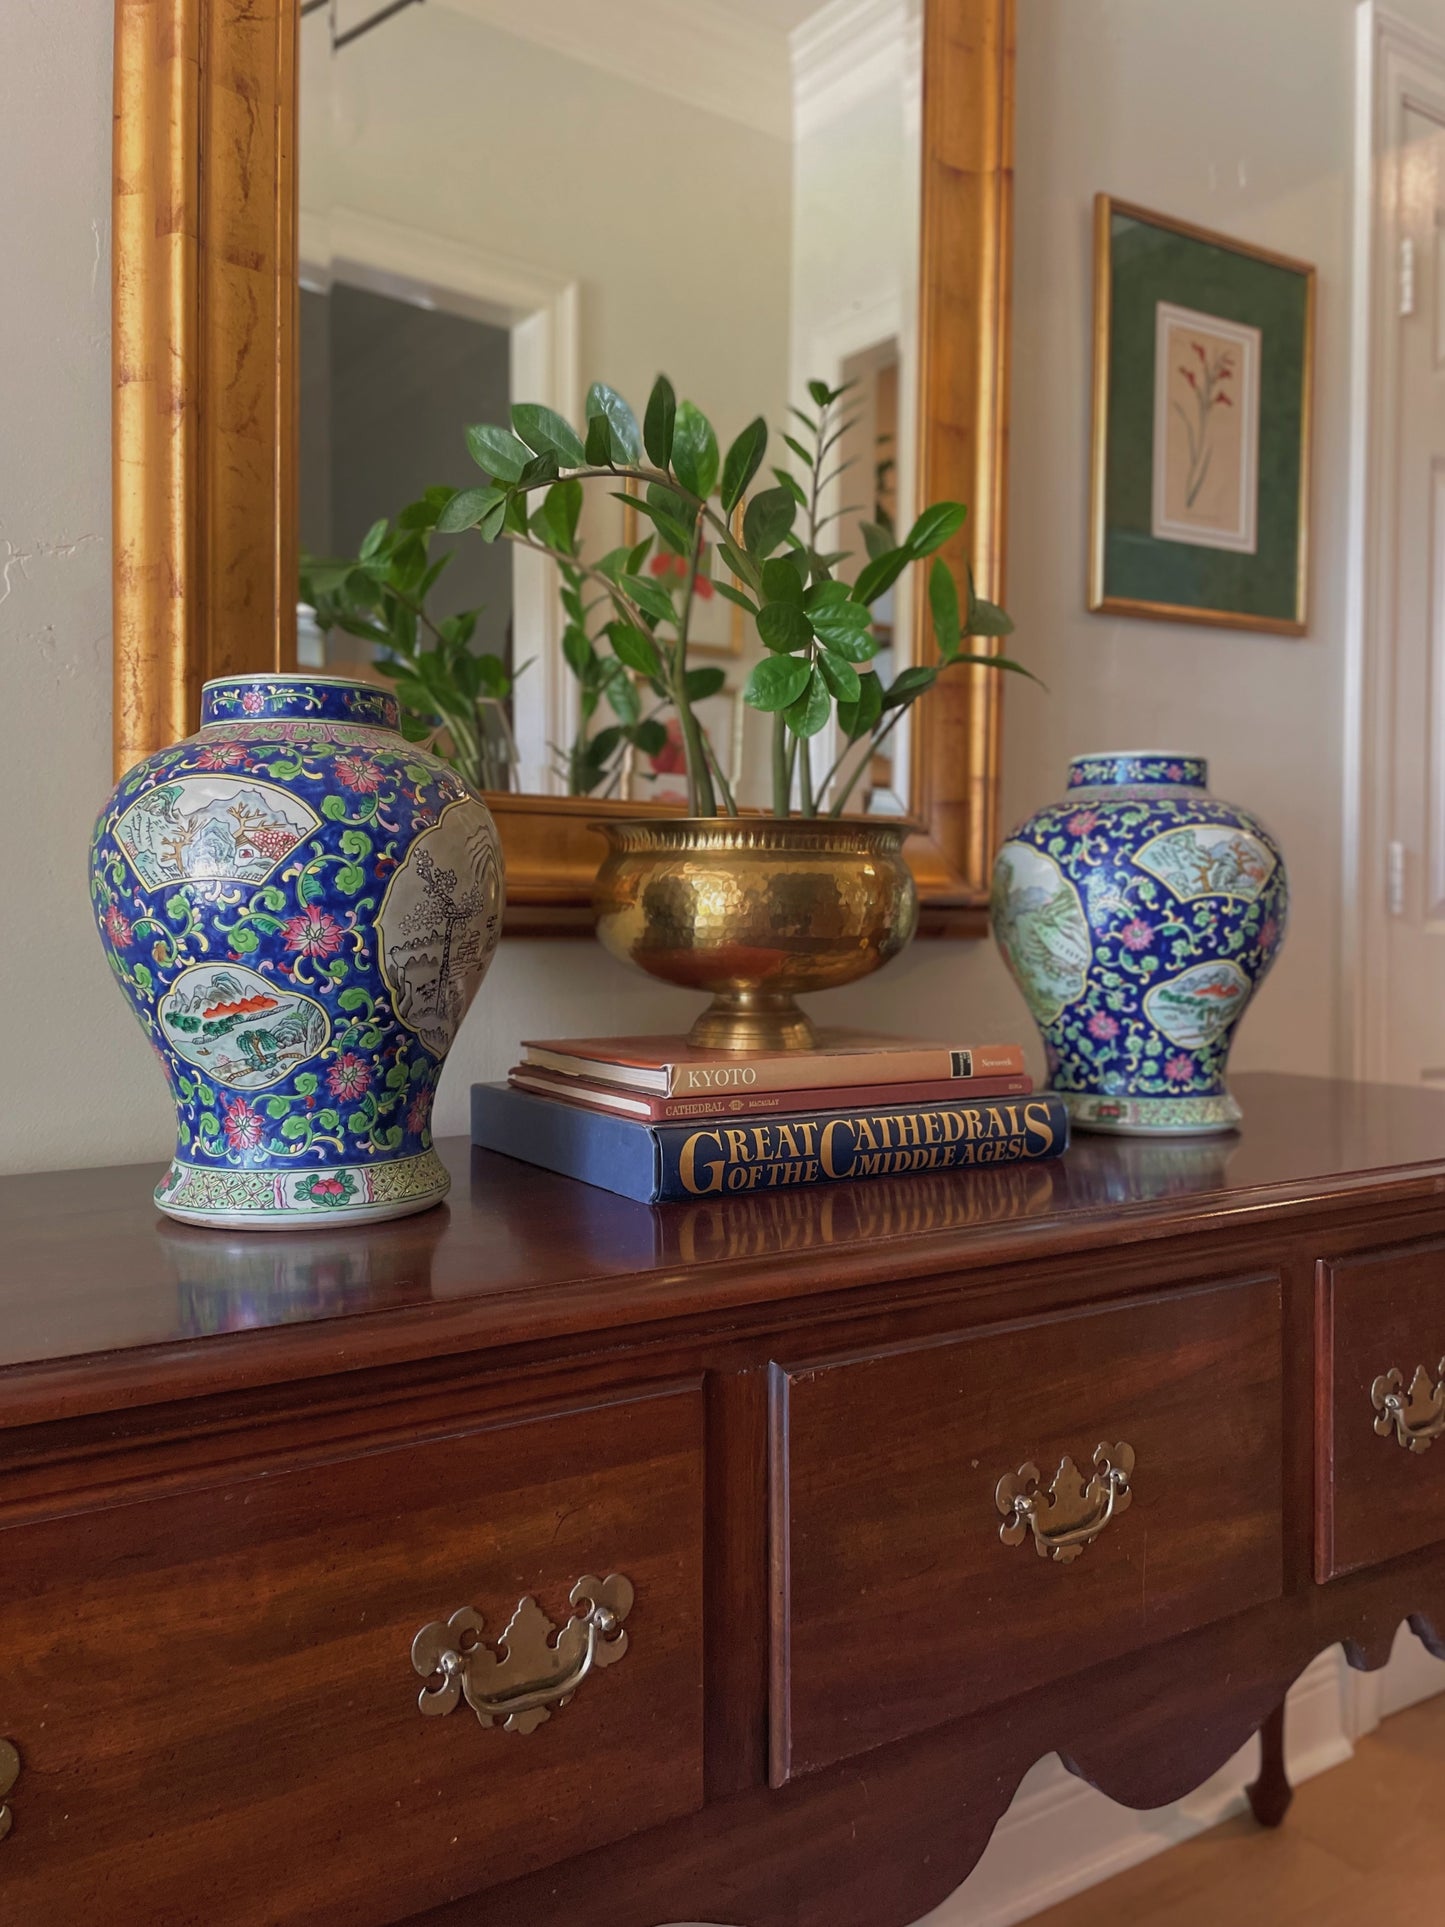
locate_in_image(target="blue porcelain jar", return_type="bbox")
[990,753,1287,1134]
[90,674,503,1226]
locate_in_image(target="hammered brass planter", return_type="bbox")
[592,817,919,1052]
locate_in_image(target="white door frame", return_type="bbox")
[1344,4,1445,1077]
[299,204,581,793]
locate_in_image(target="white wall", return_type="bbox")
[0,0,1400,1171]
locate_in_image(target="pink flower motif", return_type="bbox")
[1164,763,1184,781]
[406,1089,432,1135]
[1118,917,1155,952]
[222,1097,264,1150]
[195,742,246,771]
[310,1175,346,1198]
[1164,1053,1196,1084]
[1258,916,1279,952]
[1087,1011,1120,1040]
[103,905,134,946]
[1067,809,1099,835]
[326,1052,371,1101]
[335,755,383,794]
[240,689,266,716]
[281,910,344,959]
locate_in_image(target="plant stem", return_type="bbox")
[772,714,791,817]
[670,515,718,816]
[826,704,908,818]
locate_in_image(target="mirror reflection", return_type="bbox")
[297,0,923,813]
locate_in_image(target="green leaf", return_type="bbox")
[584,412,613,467]
[585,381,641,463]
[511,402,585,467]
[230,926,258,953]
[947,650,1045,687]
[335,864,367,895]
[784,666,832,737]
[537,479,584,555]
[517,449,561,490]
[756,601,813,652]
[929,558,961,655]
[605,672,640,725]
[618,574,677,625]
[685,666,726,701]
[721,415,768,512]
[643,375,677,468]
[807,378,832,408]
[562,624,595,678]
[744,653,813,712]
[466,423,531,482]
[294,1072,319,1097]
[852,547,911,607]
[265,1096,292,1119]
[882,664,939,709]
[858,518,893,561]
[632,718,668,755]
[772,466,809,508]
[280,1115,309,1141]
[743,486,796,559]
[608,622,663,678]
[837,669,885,741]
[782,431,813,468]
[719,534,763,594]
[358,517,389,561]
[761,557,805,607]
[816,650,860,703]
[805,582,874,652]
[436,485,503,535]
[966,596,1016,638]
[670,400,719,499]
[905,500,968,557]
[712,578,759,616]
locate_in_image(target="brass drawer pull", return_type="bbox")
[0,1740,19,1843]
[1372,1360,1445,1454]
[996,1443,1135,1564]
[411,1573,634,1735]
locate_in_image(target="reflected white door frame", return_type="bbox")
[299,204,580,793]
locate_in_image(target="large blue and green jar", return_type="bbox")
[90,674,503,1227]
[991,753,1287,1135]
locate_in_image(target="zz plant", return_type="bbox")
[436,374,1035,818]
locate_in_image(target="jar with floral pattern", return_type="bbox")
[990,753,1287,1134]
[90,674,503,1226]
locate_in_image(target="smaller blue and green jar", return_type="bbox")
[991,753,1288,1135]
[90,673,503,1227]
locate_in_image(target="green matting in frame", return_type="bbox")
[1089,194,1314,635]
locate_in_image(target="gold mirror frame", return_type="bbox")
[112,0,1013,938]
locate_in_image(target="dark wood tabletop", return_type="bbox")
[4,1073,1445,1426]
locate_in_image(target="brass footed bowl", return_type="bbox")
[592,817,919,1052]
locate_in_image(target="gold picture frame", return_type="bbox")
[112,0,1017,935]
[1089,195,1315,636]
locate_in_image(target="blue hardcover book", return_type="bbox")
[471,1082,1069,1205]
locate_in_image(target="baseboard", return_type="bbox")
[917,1632,1444,1927]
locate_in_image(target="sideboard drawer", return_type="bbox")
[771,1276,1283,1782]
[0,1384,704,1926]
[1318,1242,1445,1580]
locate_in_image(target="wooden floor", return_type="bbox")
[1025,1693,1445,1926]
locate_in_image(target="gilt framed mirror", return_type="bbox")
[113,0,1014,936]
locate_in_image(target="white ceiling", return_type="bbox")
[709,0,836,33]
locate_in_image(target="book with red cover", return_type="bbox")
[518,1030,1027,1097]
[509,1065,1033,1122]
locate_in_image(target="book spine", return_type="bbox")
[511,1069,1033,1122]
[648,1095,1069,1202]
[663,1043,1027,1097]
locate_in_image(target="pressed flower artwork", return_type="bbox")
[1089,195,1313,634]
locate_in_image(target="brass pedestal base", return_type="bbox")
[687,988,818,1054]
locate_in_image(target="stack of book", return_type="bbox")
[471,1031,1069,1204]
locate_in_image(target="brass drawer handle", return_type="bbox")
[1372,1360,1445,1454]
[411,1573,633,1736]
[0,1740,19,1843]
[996,1443,1135,1564]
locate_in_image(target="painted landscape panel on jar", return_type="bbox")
[1143,960,1251,1051]
[1134,824,1277,903]
[160,964,330,1090]
[116,779,318,889]
[379,800,504,1057]
[990,841,1092,1025]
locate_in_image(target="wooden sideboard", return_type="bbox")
[2,1072,1445,1926]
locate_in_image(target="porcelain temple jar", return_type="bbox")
[990,753,1288,1135]
[90,673,503,1227]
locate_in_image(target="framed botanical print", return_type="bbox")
[1088,195,1314,634]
